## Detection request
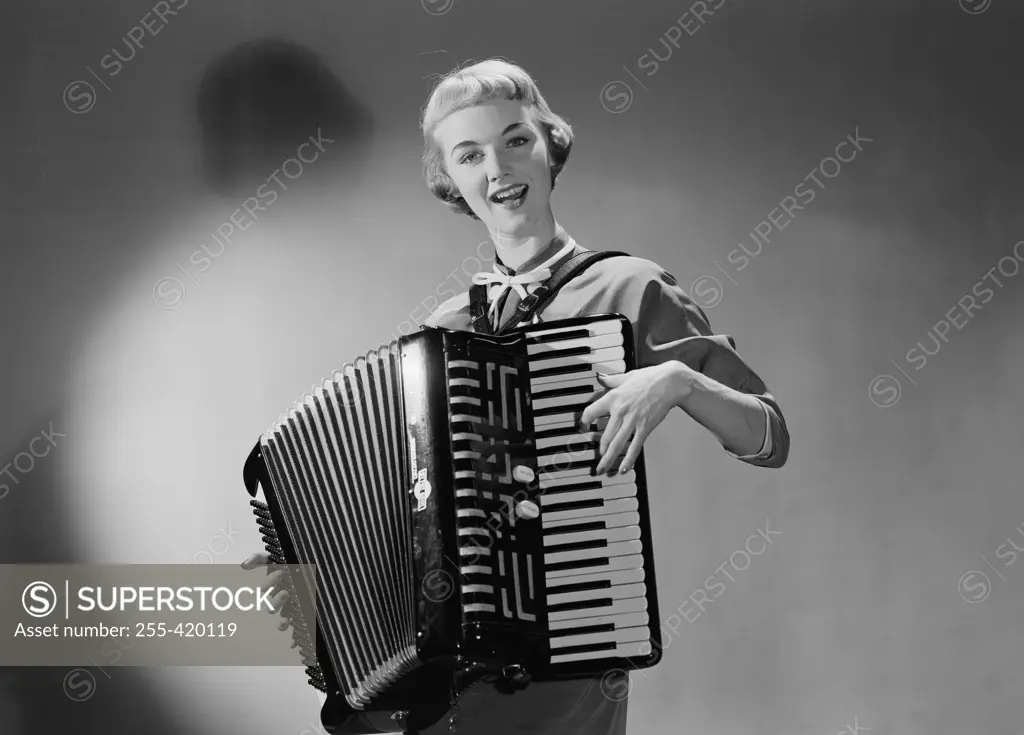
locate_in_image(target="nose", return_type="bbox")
[485,150,510,183]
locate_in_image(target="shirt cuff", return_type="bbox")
[724,400,773,461]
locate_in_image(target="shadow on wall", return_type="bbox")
[0,40,375,735]
[197,37,375,199]
[0,407,203,735]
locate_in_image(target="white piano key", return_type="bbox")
[532,417,610,434]
[464,603,496,613]
[548,595,648,621]
[532,414,577,429]
[548,610,649,631]
[448,378,480,388]
[537,449,595,468]
[545,539,642,565]
[533,416,609,437]
[536,431,600,450]
[540,483,634,507]
[461,584,493,594]
[544,510,640,531]
[533,391,600,412]
[527,346,625,371]
[536,414,609,436]
[550,640,652,663]
[460,565,492,575]
[546,553,646,580]
[545,567,645,589]
[526,319,623,340]
[549,625,651,649]
[547,582,646,607]
[539,468,635,488]
[530,361,626,387]
[544,524,640,548]
[528,332,623,355]
[540,501,634,524]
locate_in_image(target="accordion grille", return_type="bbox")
[259,341,418,709]
[249,498,324,691]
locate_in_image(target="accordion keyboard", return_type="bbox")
[522,316,653,665]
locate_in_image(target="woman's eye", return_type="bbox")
[458,137,528,164]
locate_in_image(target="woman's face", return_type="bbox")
[433,98,553,239]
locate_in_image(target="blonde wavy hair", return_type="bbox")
[419,58,574,220]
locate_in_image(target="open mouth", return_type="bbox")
[490,184,528,209]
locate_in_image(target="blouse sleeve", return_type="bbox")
[632,265,790,469]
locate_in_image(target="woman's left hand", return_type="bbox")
[579,362,692,475]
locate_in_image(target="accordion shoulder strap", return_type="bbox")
[495,250,630,334]
[469,282,493,334]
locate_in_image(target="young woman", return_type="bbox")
[244,58,789,734]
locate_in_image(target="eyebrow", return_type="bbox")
[450,122,528,157]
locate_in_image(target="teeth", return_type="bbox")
[493,185,526,202]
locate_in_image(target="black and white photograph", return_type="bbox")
[1,1,1022,733]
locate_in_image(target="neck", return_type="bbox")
[489,211,564,273]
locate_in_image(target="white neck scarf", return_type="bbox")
[471,238,576,327]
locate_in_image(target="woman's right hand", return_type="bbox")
[241,551,293,632]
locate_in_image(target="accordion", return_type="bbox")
[242,314,662,733]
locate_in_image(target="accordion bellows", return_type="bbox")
[243,314,662,731]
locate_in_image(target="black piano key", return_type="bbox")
[547,597,614,614]
[538,481,610,498]
[545,556,609,573]
[545,578,612,595]
[529,344,592,362]
[547,640,619,656]
[542,498,605,513]
[542,520,606,537]
[531,362,595,380]
[533,403,592,418]
[544,538,608,553]
[548,622,616,638]
[526,328,591,344]
[537,441,599,459]
[531,383,597,401]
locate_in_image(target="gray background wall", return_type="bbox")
[2,0,1022,733]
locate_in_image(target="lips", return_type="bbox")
[490,184,528,204]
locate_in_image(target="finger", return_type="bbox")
[277,619,292,632]
[240,552,270,570]
[596,415,635,475]
[268,589,290,615]
[598,410,623,457]
[579,393,612,427]
[264,569,288,594]
[618,424,650,474]
[595,372,627,389]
